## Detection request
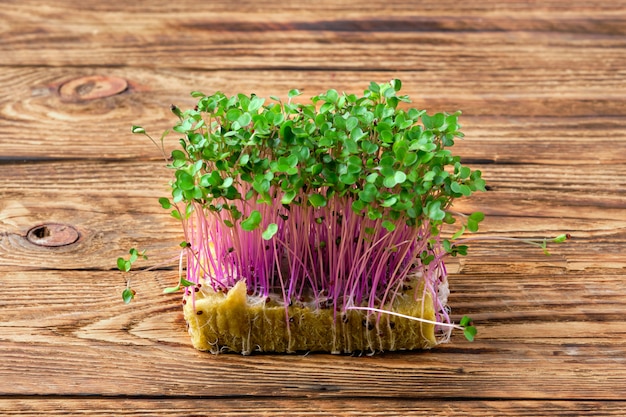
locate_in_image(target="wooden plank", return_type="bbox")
[0,158,624,399]
[2,0,625,69]
[1,398,626,416]
[2,269,625,344]
[0,160,623,271]
[0,261,624,399]
[1,0,625,412]
[1,67,625,162]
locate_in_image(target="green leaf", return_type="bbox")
[351,199,365,213]
[361,140,378,154]
[226,108,241,122]
[171,149,186,162]
[339,173,357,185]
[346,116,359,132]
[131,125,146,134]
[455,245,468,256]
[381,196,397,207]
[281,190,297,204]
[469,211,485,222]
[201,171,222,187]
[129,249,138,264]
[158,197,171,209]
[382,220,396,232]
[394,171,407,184]
[460,316,472,327]
[358,183,378,203]
[177,171,195,191]
[451,225,466,240]
[426,200,446,221]
[383,175,397,188]
[117,257,129,272]
[459,316,478,341]
[180,278,195,287]
[288,89,302,98]
[262,223,279,240]
[463,326,477,342]
[170,104,183,118]
[241,210,262,231]
[248,96,265,112]
[122,288,135,304]
[325,89,339,104]
[467,212,483,232]
[308,193,327,208]
[163,285,181,294]
[457,184,472,196]
[553,233,570,243]
[237,112,252,127]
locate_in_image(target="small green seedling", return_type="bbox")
[117,248,147,304]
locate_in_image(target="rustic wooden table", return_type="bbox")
[1,1,626,415]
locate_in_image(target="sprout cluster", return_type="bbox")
[132,80,487,337]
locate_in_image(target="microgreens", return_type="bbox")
[117,248,147,303]
[134,79,486,341]
[121,80,569,344]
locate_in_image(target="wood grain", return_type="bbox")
[2,399,625,417]
[1,68,625,162]
[1,160,622,271]
[2,0,625,70]
[1,271,626,401]
[1,0,626,414]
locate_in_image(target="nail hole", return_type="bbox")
[32,226,51,239]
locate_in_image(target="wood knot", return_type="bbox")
[59,75,128,101]
[26,223,80,247]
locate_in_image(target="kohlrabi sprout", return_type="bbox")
[118,80,570,353]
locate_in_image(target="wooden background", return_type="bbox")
[1,1,625,415]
